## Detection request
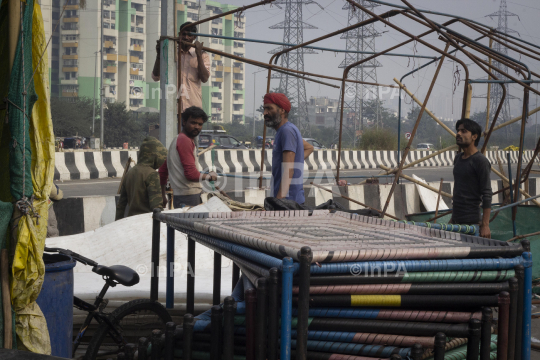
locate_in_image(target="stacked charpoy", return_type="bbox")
[126,210,531,360]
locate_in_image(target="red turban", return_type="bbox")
[264,93,291,113]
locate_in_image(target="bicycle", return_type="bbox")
[44,247,172,360]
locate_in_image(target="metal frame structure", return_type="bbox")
[167,0,540,235]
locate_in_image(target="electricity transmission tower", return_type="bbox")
[333,0,381,147]
[474,0,519,139]
[269,0,320,136]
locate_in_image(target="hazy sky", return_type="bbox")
[210,0,540,121]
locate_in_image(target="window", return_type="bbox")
[111,11,116,19]
[130,75,143,80]
[103,10,110,18]
[52,37,59,44]
[103,22,110,29]
[218,137,230,146]
[131,15,135,22]
[65,73,70,80]
[233,84,242,90]
[228,137,240,146]
[52,48,59,57]
[111,23,115,30]
[52,12,60,20]
[199,135,211,147]
[64,59,77,66]
[136,27,144,33]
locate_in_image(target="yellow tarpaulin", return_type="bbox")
[10,0,55,353]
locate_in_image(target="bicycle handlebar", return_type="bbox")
[44,247,98,267]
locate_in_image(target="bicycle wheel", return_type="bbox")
[84,298,172,360]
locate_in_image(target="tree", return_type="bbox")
[50,97,96,137]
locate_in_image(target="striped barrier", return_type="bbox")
[54,150,538,180]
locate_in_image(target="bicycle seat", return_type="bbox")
[92,265,140,286]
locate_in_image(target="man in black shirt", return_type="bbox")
[452,119,492,238]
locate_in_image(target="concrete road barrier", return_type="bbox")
[54,149,537,180]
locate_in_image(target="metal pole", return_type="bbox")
[92,51,98,137]
[507,153,517,237]
[253,71,256,143]
[99,0,104,148]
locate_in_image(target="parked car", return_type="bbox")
[304,138,326,150]
[198,130,248,150]
[416,143,435,150]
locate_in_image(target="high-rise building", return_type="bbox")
[44,0,245,123]
[177,0,246,124]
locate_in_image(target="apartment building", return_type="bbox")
[47,0,245,122]
[308,96,341,128]
[53,0,154,110]
[175,0,246,123]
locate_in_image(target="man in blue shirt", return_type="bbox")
[263,93,314,204]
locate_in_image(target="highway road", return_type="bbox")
[55,165,539,198]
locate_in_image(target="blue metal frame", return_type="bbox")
[522,252,532,359]
[281,257,294,360]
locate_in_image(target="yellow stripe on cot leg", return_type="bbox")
[350,295,402,306]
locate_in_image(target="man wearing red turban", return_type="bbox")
[263,93,314,204]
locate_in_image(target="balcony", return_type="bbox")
[104,41,116,48]
[215,65,223,71]
[62,42,78,47]
[130,68,140,75]
[64,5,79,10]
[62,67,78,72]
[106,54,117,61]
[130,55,139,63]
[131,44,142,51]
[214,78,223,82]
[233,80,242,84]
[62,91,78,97]
[62,54,78,59]
[233,67,241,73]
[60,79,78,85]
[63,17,79,23]
[104,66,117,73]
[118,55,127,62]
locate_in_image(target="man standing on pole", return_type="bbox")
[152,22,210,112]
[451,119,492,238]
[263,93,313,204]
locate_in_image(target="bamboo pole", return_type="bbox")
[380,164,453,198]
[491,167,540,207]
[381,44,451,215]
[310,182,400,220]
[356,146,459,186]
[434,178,444,223]
[507,231,540,242]
[487,106,540,134]
[198,144,217,157]
[394,79,456,137]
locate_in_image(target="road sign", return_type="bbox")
[405,132,411,140]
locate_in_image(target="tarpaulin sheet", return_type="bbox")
[0,0,55,353]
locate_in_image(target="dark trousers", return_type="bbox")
[173,194,202,208]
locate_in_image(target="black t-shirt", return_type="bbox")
[452,151,493,224]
